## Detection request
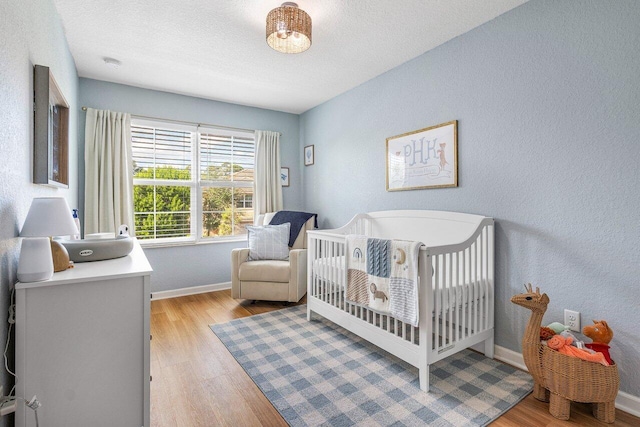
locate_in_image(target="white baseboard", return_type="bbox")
[494,345,640,418]
[494,345,527,371]
[615,390,640,418]
[151,282,231,300]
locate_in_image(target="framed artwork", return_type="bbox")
[33,65,70,188]
[304,145,314,166]
[386,120,457,191]
[280,167,290,187]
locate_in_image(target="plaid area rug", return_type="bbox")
[211,305,532,427]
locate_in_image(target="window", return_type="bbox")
[131,119,254,243]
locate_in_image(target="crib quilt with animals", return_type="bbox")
[345,235,422,327]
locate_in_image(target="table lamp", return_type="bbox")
[17,197,79,282]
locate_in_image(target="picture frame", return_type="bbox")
[280,167,290,187]
[304,145,314,166]
[33,65,70,188]
[386,120,457,191]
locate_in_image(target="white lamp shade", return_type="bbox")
[20,197,79,237]
[17,237,54,282]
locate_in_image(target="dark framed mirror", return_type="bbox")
[34,64,69,187]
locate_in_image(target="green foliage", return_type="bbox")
[134,165,248,239]
[218,207,235,236]
[201,162,243,181]
[135,165,191,180]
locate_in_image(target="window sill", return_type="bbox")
[140,236,247,249]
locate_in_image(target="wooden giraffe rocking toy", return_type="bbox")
[511,284,619,423]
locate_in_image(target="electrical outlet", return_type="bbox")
[0,385,17,416]
[564,309,581,332]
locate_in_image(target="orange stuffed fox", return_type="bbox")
[547,334,609,365]
[583,320,614,365]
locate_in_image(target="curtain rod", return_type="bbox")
[81,106,279,135]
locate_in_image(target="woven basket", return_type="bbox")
[540,344,619,422]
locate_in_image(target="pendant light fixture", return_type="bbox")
[266,2,312,54]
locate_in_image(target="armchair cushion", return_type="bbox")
[238,260,290,282]
[247,223,290,261]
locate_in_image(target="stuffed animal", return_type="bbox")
[547,334,609,366]
[583,320,614,365]
[559,330,594,352]
[546,322,569,334]
[540,326,555,341]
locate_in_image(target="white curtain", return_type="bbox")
[84,108,134,236]
[254,130,283,218]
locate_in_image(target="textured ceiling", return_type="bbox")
[53,0,528,114]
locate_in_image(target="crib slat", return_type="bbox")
[324,239,329,303]
[440,254,445,348]
[336,240,340,307]
[327,240,331,305]
[478,232,487,331]
[484,227,489,330]
[471,245,475,336]
[453,250,458,338]
[328,239,331,303]
[313,237,317,298]
[461,249,471,339]
[434,254,440,351]
[411,322,415,344]
[341,241,345,310]
[318,238,322,301]
[330,242,338,306]
[310,237,315,297]
[318,237,322,299]
[329,239,333,304]
[448,252,453,347]
[471,241,475,334]
[328,239,332,304]
[476,239,480,333]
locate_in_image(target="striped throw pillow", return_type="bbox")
[247,223,290,261]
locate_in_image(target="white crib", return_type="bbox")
[306,210,495,392]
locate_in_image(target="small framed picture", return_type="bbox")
[304,145,314,166]
[280,167,290,187]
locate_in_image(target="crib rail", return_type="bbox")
[307,227,421,346]
[307,216,494,356]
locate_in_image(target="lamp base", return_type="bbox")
[17,237,54,283]
[50,238,71,272]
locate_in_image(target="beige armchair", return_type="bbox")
[231,212,314,303]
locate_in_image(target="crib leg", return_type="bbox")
[419,364,430,392]
[307,307,312,321]
[483,335,494,359]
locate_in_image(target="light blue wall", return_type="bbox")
[78,79,301,292]
[0,0,79,422]
[300,0,640,396]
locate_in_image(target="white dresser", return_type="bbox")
[15,239,152,427]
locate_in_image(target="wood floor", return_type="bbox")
[150,290,639,426]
